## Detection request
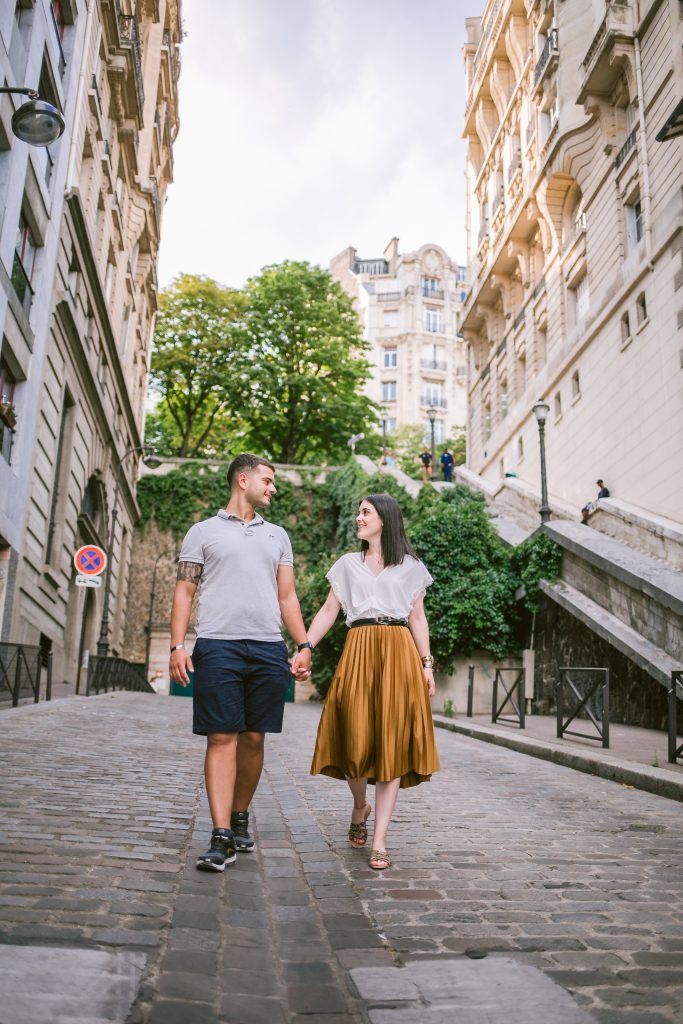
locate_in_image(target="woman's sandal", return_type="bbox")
[348,803,372,848]
[368,849,392,870]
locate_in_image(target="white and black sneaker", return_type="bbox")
[231,811,255,852]
[196,828,237,872]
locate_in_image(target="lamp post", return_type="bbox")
[380,406,389,464]
[426,404,437,482]
[0,87,65,145]
[144,550,174,681]
[97,446,162,658]
[532,400,551,524]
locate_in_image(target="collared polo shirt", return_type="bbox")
[178,509,294,642]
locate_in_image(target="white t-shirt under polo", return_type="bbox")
[179,510,294,642]
[327,552,433,626]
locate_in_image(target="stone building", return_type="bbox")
[0,0,181,690]
[461,0,683,525]
[330,239,469,447]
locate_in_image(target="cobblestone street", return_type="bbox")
[0,693,682,1023]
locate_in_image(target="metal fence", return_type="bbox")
[86,655,156,696]
[492,667,526,728]
[0,642,52,707]
[669,671,683,764]
[556,667,610,748]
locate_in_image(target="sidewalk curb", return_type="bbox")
[433,715,683,803]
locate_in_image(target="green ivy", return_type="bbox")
[511,531,563,613]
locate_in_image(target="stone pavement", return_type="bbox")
[0,693,682,1024]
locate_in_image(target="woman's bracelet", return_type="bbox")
[421,654,434,669]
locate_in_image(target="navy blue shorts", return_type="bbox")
[192,638,291,736]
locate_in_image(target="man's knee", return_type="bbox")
[239,731,265,755]
[206,732,238,750]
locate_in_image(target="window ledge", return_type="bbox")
[571,392,582,406]
[554,414,563,425]
[42,566,61,589]
[636,316,649,335]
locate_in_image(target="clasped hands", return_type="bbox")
[290,648,312,679]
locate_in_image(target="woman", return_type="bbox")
[307,493,440,870]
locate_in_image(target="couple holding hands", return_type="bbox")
[169,453,440,873]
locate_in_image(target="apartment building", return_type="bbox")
[330,238,469,446]
[461,0,683,524]
[0,1,181,687]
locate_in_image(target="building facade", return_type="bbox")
[0,0,181,688]
[330,238,469,446]
[461,0,683,524]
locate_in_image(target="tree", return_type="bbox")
[242,261,377,464]
[146,274,249,457]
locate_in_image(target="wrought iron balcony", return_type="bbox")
[421,396,447,409]
[513,309,525,331]
[534,29,558,87]
[420,359,447,372]
[615,128,637,171]
[376,291,402,302]
[119,13,145,117]
[422,287,444,300]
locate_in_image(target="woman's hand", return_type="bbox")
[423,665,436,698]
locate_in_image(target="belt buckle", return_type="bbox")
[377,615,391,624]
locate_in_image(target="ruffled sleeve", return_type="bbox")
[326,555,350,615]
[407,559,433,614]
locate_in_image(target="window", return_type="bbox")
[626,198,644,251]
[517,436,524,461]
[383,308,399,328]
[422,277,441,297]
[424,307,442,333]
[572,370,581,399]
[455,267,467,284]
[422,344,445,370]
[422,380,443,406]
[500,378,509,419]
[573,274,590,323]
[537,325,548,365]
[382,381,397,402]
[49,0,67,73]
[621,311,631,346]
[554,391,562,420]
[636,291,647,326]
[384,418,397,434]
[484,403,492,441]
[0,358,17,463]
[12,213,37,315]
[383,347,397,368]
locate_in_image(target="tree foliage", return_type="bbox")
[146,275,249,457]
[242,261,377,463]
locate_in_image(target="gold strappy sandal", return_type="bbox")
[368,849,392,870]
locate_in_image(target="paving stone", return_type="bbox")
[157,972,215,1002]
[283,961,335,984]
[287,983,349,1013]
[149,999,217,1024]
[161,951,218,976]
[220,994,287,1023]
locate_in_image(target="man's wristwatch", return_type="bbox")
[170,643,185,653]
[297,640,314,652]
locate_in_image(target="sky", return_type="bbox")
[157,0,475,290]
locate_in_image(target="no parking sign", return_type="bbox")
[74,545,107,583]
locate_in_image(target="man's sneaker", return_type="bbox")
[231,811,255,852]
[196,828,237,872]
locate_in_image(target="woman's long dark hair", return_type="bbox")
[359,493,418,567]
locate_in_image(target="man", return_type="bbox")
[169,453,312,871]
[581,479,611,523]
[440,448,454,483]
[419,447,432,482]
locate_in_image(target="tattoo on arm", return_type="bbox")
[176,561,203,583]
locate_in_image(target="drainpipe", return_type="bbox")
[633,0,654,264]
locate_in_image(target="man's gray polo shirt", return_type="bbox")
[179,510,294,642]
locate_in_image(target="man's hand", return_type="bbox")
[291,648,312,679]
[169,648,194,686]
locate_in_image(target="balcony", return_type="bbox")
[533,29,558,90]
[421,396,447,409]
[578,2,635,106]
[513,309,525,331]
[420,359,447,372]
[507,150,521,185]
[119,13,145,119]
[422,287,444,300]
[376,291,402,302]
[615,128,637,171]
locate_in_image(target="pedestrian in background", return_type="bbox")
[440,448,454,482]
[581,478,611,523]
[169,453,312,871]
[303,493,440,870]
[419,447,432,482]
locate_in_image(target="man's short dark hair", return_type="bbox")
[596,479,604,486]
[227,453,275,490]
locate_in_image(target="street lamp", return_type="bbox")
[144,550,175,681]
[380,405,389,464]
[0,87,65,146]
[426,404,438,482]
[532,400,551,524]
[96,446,162,658]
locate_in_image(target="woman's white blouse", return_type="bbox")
[327,552,433,625]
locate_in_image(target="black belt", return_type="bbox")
[349,617,408,628]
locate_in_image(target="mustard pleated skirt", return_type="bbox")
[310,625,441,789]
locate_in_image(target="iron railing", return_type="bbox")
[0,643,52,707]
[534,28,558,86]
[119,13,145,114]
[376,291,401,302]
[492,668,526,728]
[668,671,683,764]
[615,128,637,170]
[86,655,156,696]
[420,358,447,371]
[556,667,610,748]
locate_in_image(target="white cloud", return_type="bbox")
[158,0,472,288]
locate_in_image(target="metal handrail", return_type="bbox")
[0,643,52,707]
[556,667,609,748]
[86,655,156,696]
[492,668,526,728]
[668,671,683,764]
